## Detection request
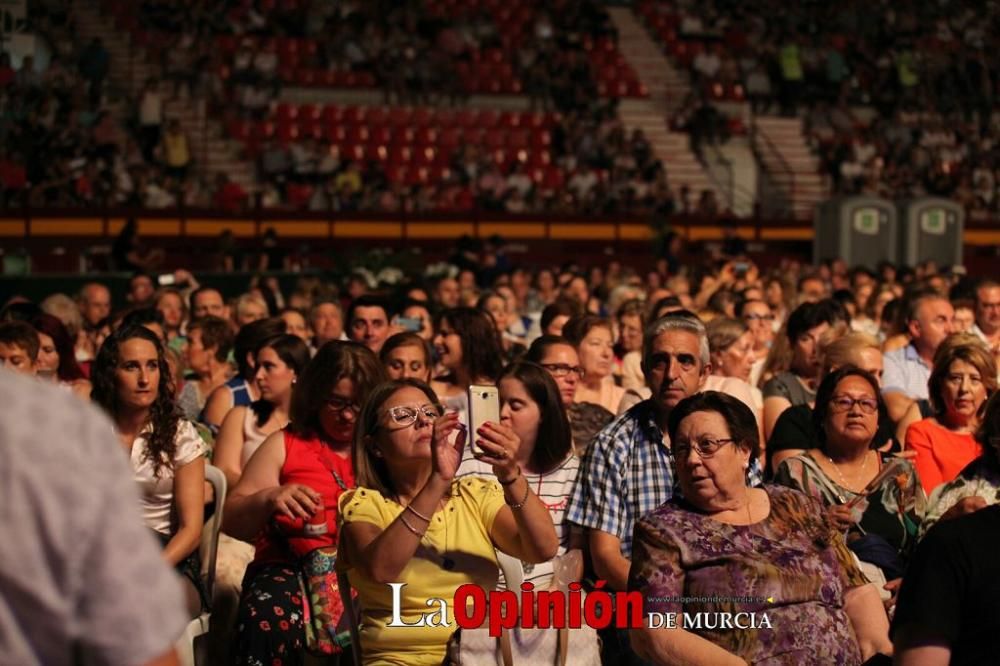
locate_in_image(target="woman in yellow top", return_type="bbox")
[338,379,559,665]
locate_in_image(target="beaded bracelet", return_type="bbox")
[505,476,531,510]
[399,515,426,537]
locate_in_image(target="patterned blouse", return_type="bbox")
[629,485,867,665]
[773,452,925,560]
[919,455,1000,540]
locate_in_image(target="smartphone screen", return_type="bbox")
[396,316,422,332]
[157,273,176,286]
[467,384,499,457]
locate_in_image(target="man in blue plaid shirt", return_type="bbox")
[566,312,764,591]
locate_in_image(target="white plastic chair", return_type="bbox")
[176,464,227,666]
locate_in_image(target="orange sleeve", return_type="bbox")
[905,421,942,496]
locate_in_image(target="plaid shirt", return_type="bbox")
[566,399,764,558]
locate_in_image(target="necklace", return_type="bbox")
[825,450,871,492]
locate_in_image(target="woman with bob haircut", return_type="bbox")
[905,333,997,495]
[337,378,558,664]
[224,341,386,664]
[91,324,206,616]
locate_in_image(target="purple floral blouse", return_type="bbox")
[629,485,867,665]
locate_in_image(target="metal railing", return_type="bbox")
[749,117,796,218]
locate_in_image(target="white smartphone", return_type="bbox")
[467,384,499,457]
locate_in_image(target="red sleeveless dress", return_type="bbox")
[252,429,356,565]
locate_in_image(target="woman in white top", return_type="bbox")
[213,334,311,488]
[563,314,628,415]
[457,361,582,588]
[211,332,310,659]
[91,324,206,616]
[455,361,600,660]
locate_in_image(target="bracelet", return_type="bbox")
[498,466,522,486]
[405,503,432,522]
[505,476,531,510]
[399,515,426,537]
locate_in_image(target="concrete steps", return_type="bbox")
[754,115,829,219]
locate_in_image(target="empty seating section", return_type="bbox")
[228,105,564,187]
[99,0,646,97]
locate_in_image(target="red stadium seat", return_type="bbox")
[299,104,320,122]
[476,109,500,129]
[507,129,529,149]
[344,125,370,144]
[366,107,389,126]
[370,126,393,145]
[498,111,521,129]
[482,128,505,149]
[413,126,438,146]
[275,103,297,122]
[410,107,432,127]
[454,109,477,129]
[321,105,342,125]
[388,107,413,127]
[227,118,251,141]
[342,107,367,125]
[438,127,463,150]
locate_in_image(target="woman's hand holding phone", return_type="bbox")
[474,421,521,482]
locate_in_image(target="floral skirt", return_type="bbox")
[233,562,307,666]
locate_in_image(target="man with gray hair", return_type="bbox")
[567,311,762,592]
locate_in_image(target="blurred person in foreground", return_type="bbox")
[0,367,187,665]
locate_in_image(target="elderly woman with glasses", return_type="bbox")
[224,341,387,665]
[629,391,892,665]
[774,366,925,591]
[337,379,558,665]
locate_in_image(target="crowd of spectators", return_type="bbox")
[5,243,1000,663]
[642,0,1000,216]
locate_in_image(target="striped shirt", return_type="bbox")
[565,399,763,559]
[457,450,582,589]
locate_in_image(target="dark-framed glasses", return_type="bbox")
[326,396,361,415]
[541,363,584,378]
[673,437,736,459]
[829,396,879,414]
[385,403,444,426]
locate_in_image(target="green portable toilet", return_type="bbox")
[814,196,897,268]
[897,198,964,268]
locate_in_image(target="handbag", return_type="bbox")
[286,456,355,656]
[445,551,600,666]
[298,545,353,656]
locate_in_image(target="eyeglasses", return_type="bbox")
[829,396,879,414]
[384,403,444,426]
[744,314,775,322]
[673,437,736,459]
[541,363,584,378]
[326,396,361,416]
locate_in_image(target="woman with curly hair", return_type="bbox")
[91,324,206,616]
